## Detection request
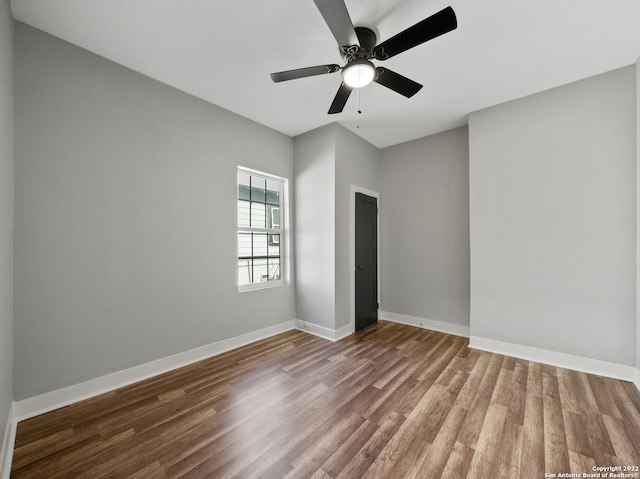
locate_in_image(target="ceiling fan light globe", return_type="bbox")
[342,60,376,88]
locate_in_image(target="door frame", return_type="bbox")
[349,185,381,333]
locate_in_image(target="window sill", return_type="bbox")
[238,281,287,293]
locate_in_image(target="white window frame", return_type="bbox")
[237,167,288,292]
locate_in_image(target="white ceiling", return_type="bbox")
[10,0,640,148]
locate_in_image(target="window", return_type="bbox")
[237,168,286,290]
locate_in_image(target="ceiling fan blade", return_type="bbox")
[271,64,341,83]
[373,6,457,60]
[328,82,353,114]
[313,0,359,48]
[374,67,422,98]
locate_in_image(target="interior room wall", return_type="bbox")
[293,124,380,335]
[0,0,14,463]
[379,127,470,330]
[293,125,336,331]
[13,23,296,400]
[334,125,380,331]
[469,66,637,367]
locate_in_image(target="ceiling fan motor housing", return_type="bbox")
[342,26,377,61]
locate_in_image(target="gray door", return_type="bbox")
[355,192,378,331]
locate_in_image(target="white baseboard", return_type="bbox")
[295,320,353,341]
[470,336,638,383]
[635,368,640,391]
[334,323,354,341]
[0,404,16,479]
[14,320,296,422]
[380,311,470,338]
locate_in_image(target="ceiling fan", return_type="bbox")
[270,0,457,114]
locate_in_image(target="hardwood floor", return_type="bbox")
[11,321,640,478]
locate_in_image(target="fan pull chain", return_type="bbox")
[356,87,362,129]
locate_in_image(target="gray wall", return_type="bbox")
[294,124,379,332]
[380,127,470,327]
[13,23,296,400]
[334,125,380,329]
[469,66,637,366]
[0,0,13,446]
[293,125,336,330]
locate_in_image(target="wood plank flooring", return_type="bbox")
[11,321,640,478]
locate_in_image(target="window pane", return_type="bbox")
[238,259,252,285]
[253,233,268,257]
[238,200,250,227]
[250,202,266,228]
[238,173,250,201]
[268,258,281,281]
[266,180,280,205]
[238,233,252,258]
[254,258,269,282]
[251,177,266,203]
[268,235,280,257]
[267,205,280,229]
